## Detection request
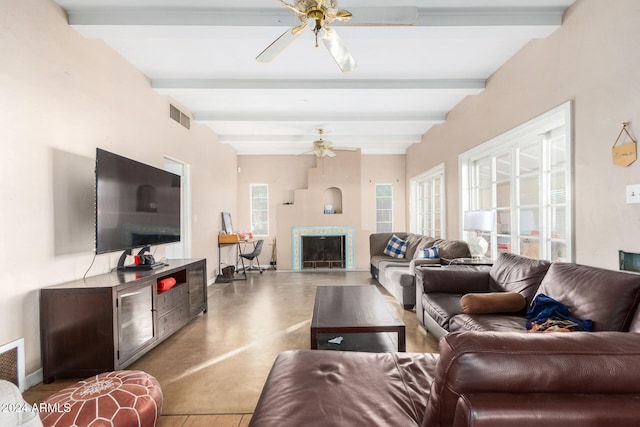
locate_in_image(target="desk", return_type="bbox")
[218,234,256,280]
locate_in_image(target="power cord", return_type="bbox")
[84,252,97,280]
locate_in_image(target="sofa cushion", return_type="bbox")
[371,255,408,271]
[422,293,464,330]
[449,313,528,333]
[383,234,408,258]
[431,239,472,260]
[535,262,640,331]
[370,232,409,258]
[416,246,439,260]
[250,350,438,427]
[402,234,433,259]
[489,253,551,306]
[460,292,526,314]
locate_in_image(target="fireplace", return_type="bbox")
[302,235,345,269]
[291,226,355,270]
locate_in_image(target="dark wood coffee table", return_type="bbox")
[310,285,406,352]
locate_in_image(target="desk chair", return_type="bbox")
[239,239,264,274]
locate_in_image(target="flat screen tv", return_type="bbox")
[95,148,181,257]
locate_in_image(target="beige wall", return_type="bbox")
[237,153,406,269]
[0,0,237,377]
[406,0,640,270]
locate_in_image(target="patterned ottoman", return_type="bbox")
[40,370,163,427]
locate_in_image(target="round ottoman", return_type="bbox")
[40,370,163,427]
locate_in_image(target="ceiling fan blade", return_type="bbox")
[291,22,308,35]
[277,0,305,15]
[324,149,337,158]
[321,28,356,73]
[256,27,302,63]
[326,9,353,22]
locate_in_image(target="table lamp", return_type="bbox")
[464,210,495,260]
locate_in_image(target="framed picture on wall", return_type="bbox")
[222,211,234,234]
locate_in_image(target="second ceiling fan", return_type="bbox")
[300,129,356,158]
[256,0,417,72]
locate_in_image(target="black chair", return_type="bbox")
[239,239,264,274]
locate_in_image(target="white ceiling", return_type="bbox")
[54,0,576,155]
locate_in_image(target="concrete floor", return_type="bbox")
[24,269,439,426]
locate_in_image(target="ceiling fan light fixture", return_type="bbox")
[258,0,356,72]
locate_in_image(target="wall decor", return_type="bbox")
[612,122,637,167]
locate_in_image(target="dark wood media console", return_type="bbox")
[40,259,207,383]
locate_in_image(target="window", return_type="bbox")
[375,184,393,233]
[459,102,573,262]
[410,163,445,238]
[250,184,269,236]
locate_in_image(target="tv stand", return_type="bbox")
[40,259,207,383]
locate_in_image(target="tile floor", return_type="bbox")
[23,269,439,426]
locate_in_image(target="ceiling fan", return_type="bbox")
[300,129,355,158]
[257,0,356,72]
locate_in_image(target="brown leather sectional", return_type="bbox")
[416,252,640,338]
[251,331,640,426]
[250,254,640,426]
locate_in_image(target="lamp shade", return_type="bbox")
[463,210,495,232]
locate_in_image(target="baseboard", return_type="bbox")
[25,368,43,390]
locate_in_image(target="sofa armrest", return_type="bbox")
[453,393,640,427]
[409,258,441,273]
[415,266,491,294]
[426,331,640,427]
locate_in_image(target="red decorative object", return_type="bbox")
[40,370,163,427]
[156,277,176,291]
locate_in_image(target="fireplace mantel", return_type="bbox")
[291,226,355,270]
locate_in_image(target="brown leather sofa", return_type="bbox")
[250,331,640,426]
[416,252,640,339]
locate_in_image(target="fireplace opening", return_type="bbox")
[302,235,345,269]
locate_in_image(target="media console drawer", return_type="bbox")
[157,282,188,316]
[158,302,189,338]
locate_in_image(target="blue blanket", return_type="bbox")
[526,293,593,331]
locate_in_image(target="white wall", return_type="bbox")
[0,0,237,376]
[406,0,640,269]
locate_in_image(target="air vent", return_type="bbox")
[0,338,24,391]
[169,104,191,130]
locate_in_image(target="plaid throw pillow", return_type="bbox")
[383,235,407,259]
[417,245,439,259]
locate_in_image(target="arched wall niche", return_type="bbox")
[323,187,342,214]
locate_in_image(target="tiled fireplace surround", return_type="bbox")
[291,226,356,270]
